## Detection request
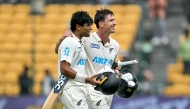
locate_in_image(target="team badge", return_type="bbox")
[63,47,70,56]
[109,48,114,53]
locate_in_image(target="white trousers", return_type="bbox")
[59,85,113,109]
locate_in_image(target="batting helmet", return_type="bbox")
[94,71,120,95]
[117,68,138,98]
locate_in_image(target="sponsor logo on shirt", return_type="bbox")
[77,59,86,65]
[90,43,100,49]
[92,56,113,65]
[63,47,70,56]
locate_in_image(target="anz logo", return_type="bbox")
[92,56,113,65]
[77,59,86,65]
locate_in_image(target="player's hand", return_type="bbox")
[61,30,72,40]
[85,74,100,86]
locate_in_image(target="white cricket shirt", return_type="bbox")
[58,34,87,87]
[82,32,120,77]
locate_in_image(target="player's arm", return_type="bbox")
[60,61,100,85]
[55,30,72,54]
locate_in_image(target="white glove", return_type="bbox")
[128,81,135,87]
[121,73,133,82]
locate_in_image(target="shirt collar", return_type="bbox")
[93,32,111,47]
[72,33,81,43]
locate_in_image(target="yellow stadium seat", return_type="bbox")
[35,43,55,53]
[12,13,31,24]
[33,83,42,95]
[16,42,32,52]
[19,32,32,43]
[124,5,142,14]
[4,83,20,96]
[0,42,15,52]
[46,53,58,63]
[0,33,5,43]
[0,52,11,62]
[34,71,45,83]
[33,15,44,24]
[42,23,56,33]
[8,23,25,33]
[3,32,21,44]
[0,85,4,95]
[14,4,30,14]
[61,4,78,14]
[0,23,9,34]
[78,4,94,13]
[50,33,63,44]
[109,5,124,14]
[44,4,61,14]
[6,62,23,75]
[35,23,56,34]
[35,33,53,44]
[0,13,13,24]
[13,52,31,67]
[35,52,57,63]
[34,72,45,83]
[35,62,57,75]
[35,53,45,63]
[54,23,69,34]
[0,62,6,74]
[3,71,19,83]
[0,4,14,14]
[123,14,141,25]
[43,13,61,24]
[60,13,72,25]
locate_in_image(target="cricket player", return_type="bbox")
[56,8,120,109]
[58,11,100,109]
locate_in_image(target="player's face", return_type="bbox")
[102,14,117,34]
[80,23,92,37]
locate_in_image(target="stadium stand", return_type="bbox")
[0,4,141,96]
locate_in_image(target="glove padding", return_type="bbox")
[117,68,138,98]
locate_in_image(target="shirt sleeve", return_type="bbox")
[58,37,76,64]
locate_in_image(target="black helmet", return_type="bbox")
[117,68,138,98]
[94,72,120,95]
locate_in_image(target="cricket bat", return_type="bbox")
[42,47,81,109]
[42,75,68,109]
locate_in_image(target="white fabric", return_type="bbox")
[82,32,119,77]
[74,72,87,83]
[58,34,87,88]
[60,86,89,109]
[82,32,120,108]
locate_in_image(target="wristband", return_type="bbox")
[74,73,86,83]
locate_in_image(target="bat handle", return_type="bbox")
[118,59,138,68]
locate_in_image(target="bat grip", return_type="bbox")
[118,60,138,68]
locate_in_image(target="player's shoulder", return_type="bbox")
[60,37,78,47]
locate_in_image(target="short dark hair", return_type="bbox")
[70,10,93,31]
[94,8,114,29]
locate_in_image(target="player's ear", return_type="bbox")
[98,21,103,28]
[76,24,81,30]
